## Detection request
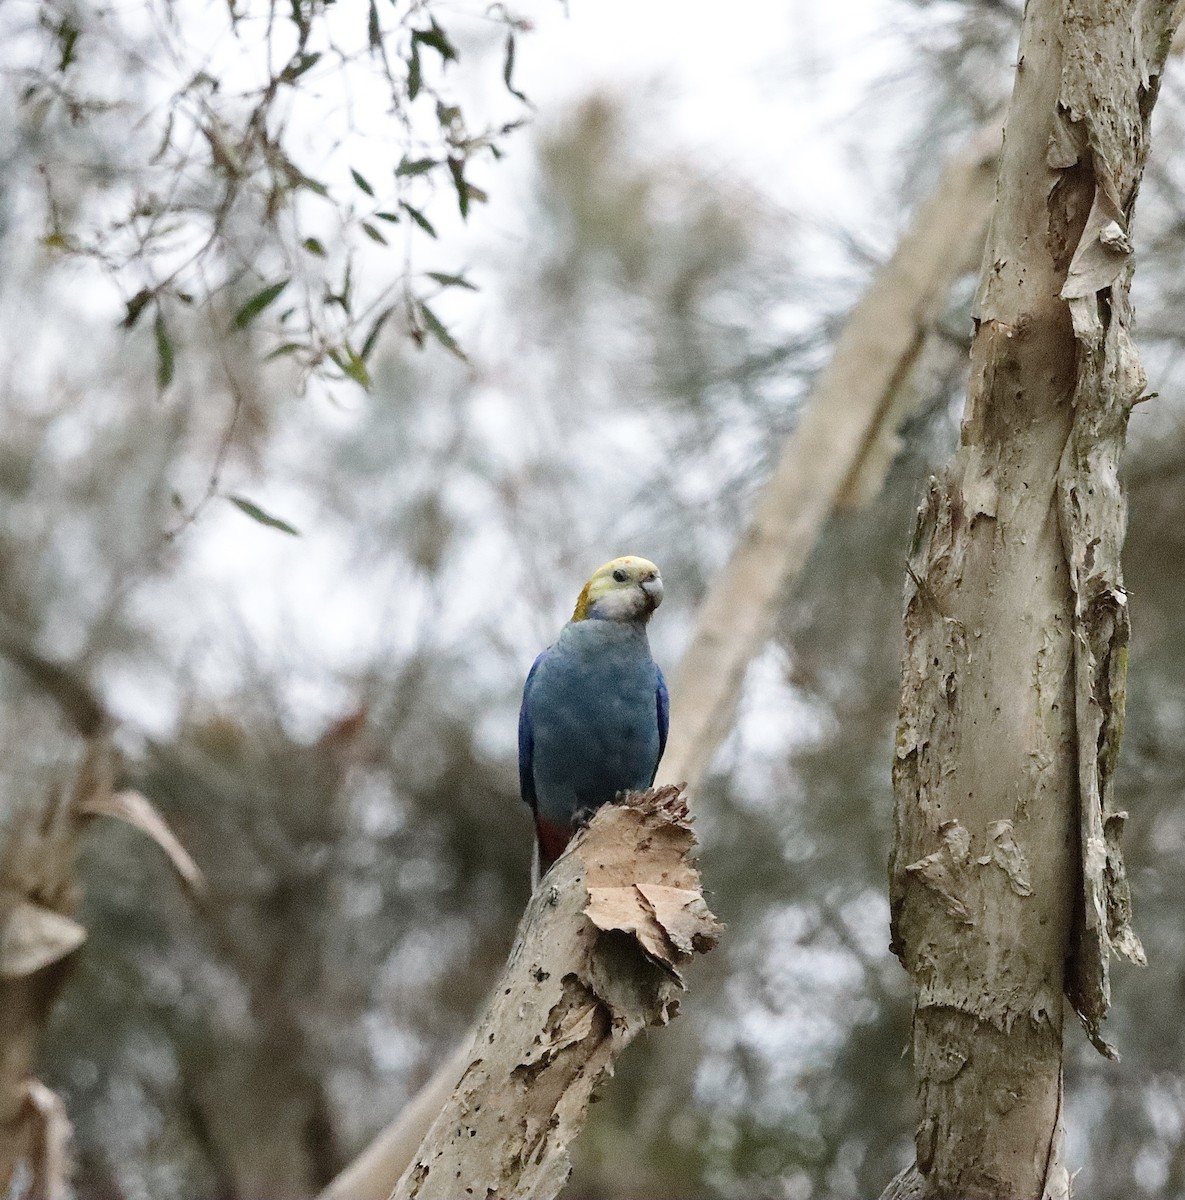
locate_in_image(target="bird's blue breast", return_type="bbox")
[520,620,663,828]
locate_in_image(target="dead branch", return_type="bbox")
[0,617,110,739]
[0,711,202,1197]
[387,786,720,1200]
[657,120,1000,793]
[0,740,109,1199]
[318,1042,472,1200]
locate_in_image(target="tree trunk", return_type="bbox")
[886,2,1179,1196]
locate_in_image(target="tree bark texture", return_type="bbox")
[658,122,999,794]
[888,3,1179,1197]
[388,787,720,1200]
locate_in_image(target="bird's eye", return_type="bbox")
[612,568,628,583]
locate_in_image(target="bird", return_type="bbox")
[518,555,668,884]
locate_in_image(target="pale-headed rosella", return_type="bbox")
[518,556,669,883]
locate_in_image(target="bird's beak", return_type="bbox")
[640,576,664,610]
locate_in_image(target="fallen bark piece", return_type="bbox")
[389,786,720,1200]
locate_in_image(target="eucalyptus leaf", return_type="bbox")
[154,309,175,389]
[400,202,437,238]
[227,495,301,536]
[232,280,290,330]
[417,301,466,360]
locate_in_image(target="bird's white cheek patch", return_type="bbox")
[592,590,644,621]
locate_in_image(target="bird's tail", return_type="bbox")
[532,813,570,888]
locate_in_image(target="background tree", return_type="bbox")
[5,1,1185,1197]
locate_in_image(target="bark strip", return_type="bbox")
[887,2,1179,1197]
[388,787,720,1200]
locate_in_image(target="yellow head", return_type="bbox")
[572,556,664,623]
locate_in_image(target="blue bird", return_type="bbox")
[518,556,669,882]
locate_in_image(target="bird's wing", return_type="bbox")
[655,665,670,772]
[518,650,548,810]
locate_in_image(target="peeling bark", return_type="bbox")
[388,787,720,1200]
[887,2,1179,1196]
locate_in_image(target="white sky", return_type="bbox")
[3,0,927,744]
[126,0,914,741]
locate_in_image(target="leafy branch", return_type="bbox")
[14,0,534,390]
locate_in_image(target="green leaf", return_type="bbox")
[53,17,80,72]
[412,20,458,63]
[302,237,326,256]
[295,173,329,197]
[122,288,154,329]
[154,308,175,389]
[417,301,466,360]
[396,156,436,177]
[375,211,400,223]
[400,202,437,238]
[350,167,374,196]
[426,271,477,291]
[367,0,381,49]
[435,102,462,128]
[228,495,301,536]
[265,342,305,361]
[328,346,372,389]
[360,306,396,361]
[361,221,387,245]
[407,43,422,100]
[279,50,321,83]
[502,32,529,104]
[447,157,469,219]
[232,280,290,330]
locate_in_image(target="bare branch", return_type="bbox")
[388,787,720,1200]
[0,740,110,1197]
[657,120,1001,794]
[0,616,110,738]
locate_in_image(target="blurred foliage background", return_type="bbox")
[3,0,1185,1196]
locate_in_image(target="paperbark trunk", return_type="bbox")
[886,2,1179,1196]
[389,787,720,1200]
